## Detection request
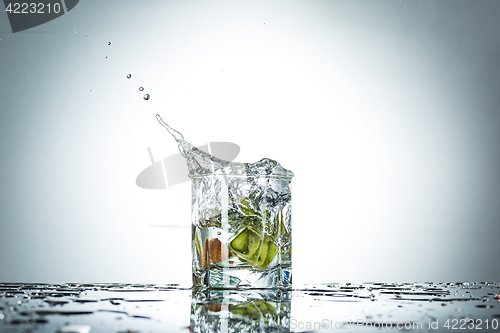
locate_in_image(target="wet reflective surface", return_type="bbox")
[1,282,500,332]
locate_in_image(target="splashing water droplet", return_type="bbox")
[155,115,184,142]
[139,87,144,91]
[156,115,293,179]
[143,94,150,100]
[127,74,132,79]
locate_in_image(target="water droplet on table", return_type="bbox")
[58,325,91,333]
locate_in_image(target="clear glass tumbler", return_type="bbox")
[191,161,293,289]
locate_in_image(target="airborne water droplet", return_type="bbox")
[143,94,150,100]
[139,87,144,91]
[127,74,132,79]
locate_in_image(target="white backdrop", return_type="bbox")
[1,0,499,284]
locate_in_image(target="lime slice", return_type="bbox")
[262,241,278,268]
[254,300,268,313]
[228,225,278,268]
[264,301,276,312]
[246,227,263,262]
[256,239,270,266]
[228,226,261,261]
[229,306,247,316]
[230,229,248,253]
[246,303,262,320]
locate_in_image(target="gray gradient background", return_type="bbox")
[0,0,499,284]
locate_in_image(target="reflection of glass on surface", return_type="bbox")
[190,289,291,333]
[1,282,499,332]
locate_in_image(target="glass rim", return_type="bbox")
[190,173,294,180]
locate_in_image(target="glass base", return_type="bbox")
[193,265,291,290]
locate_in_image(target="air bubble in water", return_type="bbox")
[144,94,150,100]
[127,74,132,79]
[139,87,144,91]
[108,42,111,45]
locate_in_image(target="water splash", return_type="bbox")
[155,115,293,179]
[156,115,184,142]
